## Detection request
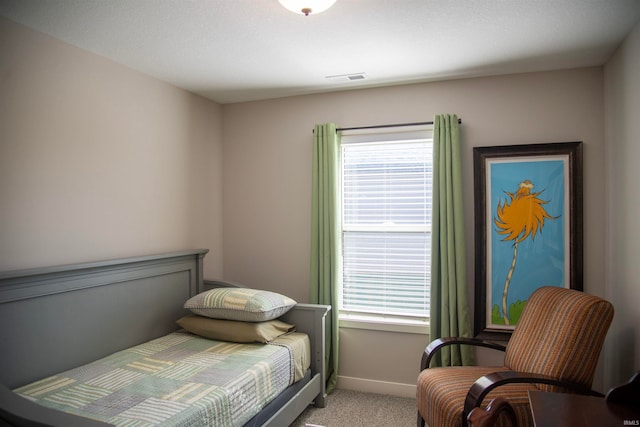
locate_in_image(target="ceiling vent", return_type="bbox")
[326,73,367,82]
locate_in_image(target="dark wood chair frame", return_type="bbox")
[467,397,517,427]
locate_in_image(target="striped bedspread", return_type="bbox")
[16,331,309,427]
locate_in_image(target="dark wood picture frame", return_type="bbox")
[473,142,583,340]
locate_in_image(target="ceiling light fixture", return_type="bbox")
[278,0,336,16]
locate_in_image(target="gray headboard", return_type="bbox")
[0,249,208,389]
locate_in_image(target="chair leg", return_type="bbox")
[417,411,425,427]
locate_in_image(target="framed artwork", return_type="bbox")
[473,142,583,340]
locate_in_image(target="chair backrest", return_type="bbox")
[504,286,614,392]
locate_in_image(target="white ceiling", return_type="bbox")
[2,0,640,104]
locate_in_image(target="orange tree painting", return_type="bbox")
[473,142,583,339]
[489,160,565,328]
[493,179,557,325]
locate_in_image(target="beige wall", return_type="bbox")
[222,67,606,394]
[604,19,640,388]
[0,17,224,279]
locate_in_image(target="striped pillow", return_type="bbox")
[185,288,296,322]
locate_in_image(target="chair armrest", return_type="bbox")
[467,397,517,427]
[462,370,604,420]
[421,337,506,370]
[0,382,113,427]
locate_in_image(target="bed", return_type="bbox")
[0,249,330,426]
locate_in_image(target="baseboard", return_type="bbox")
[336,375,416,398]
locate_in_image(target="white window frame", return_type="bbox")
[338,126,433,334]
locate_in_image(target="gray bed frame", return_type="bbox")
[0,249,329,426]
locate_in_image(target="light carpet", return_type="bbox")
[290,389,417,427]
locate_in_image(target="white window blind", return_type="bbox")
[341,130,432,321]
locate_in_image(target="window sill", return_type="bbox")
[339,314,429,335]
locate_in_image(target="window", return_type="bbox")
[340,128,432,330]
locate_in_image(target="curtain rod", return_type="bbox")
[336,118,461,132]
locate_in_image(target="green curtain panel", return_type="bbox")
[310,123,340,393]
[429,114,474,367]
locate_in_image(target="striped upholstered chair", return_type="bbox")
[417,286,614,427]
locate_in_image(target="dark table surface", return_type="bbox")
[529,390,640,427]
